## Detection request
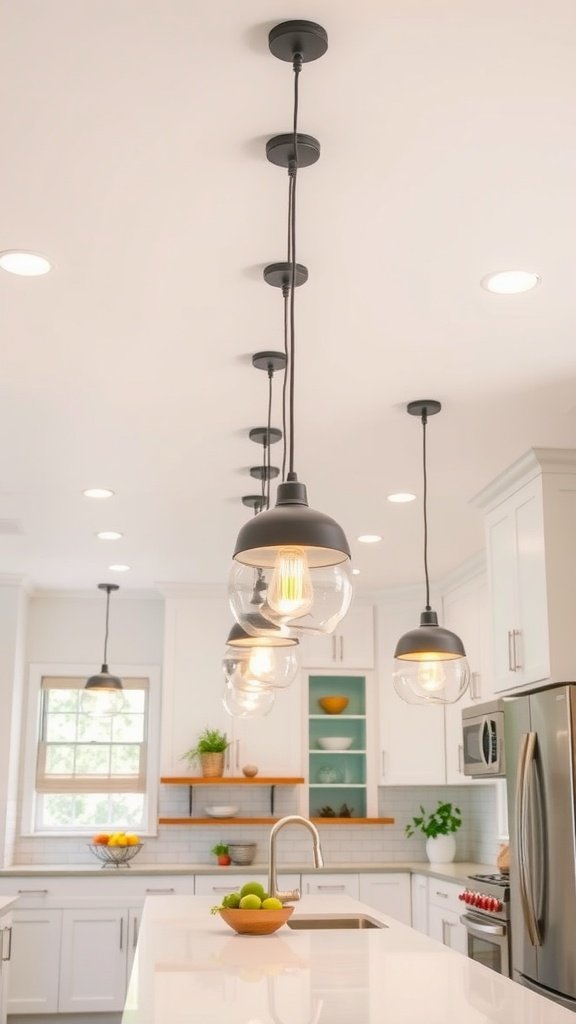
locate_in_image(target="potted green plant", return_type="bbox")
[182,727,230,778]
[211,843,231,866]
[405,801,462,863]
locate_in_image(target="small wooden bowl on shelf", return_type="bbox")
[318,695,349,715]
[219,906,294,935]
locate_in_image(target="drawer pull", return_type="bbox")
[435,890,449,898]
[145,888,176,894]
[210,886,235,893]
[317,884,346,892]
[17,888,49,895]
[132,915,139,949]
[2,926,12,962]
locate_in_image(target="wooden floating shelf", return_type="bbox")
[311,817,395,825]
[160,776,305,786]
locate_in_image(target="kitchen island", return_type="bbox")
[121,894,573,1024]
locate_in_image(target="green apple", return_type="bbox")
[239,881,266,900]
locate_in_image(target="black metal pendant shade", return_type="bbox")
[394,609,466,661]
[233,479,351,569]
[85,583,123,692]
[226,621,298,649]
[85,664,123,692]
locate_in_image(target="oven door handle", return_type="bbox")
[460,915,506,937]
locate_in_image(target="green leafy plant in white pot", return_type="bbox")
[405,801,462,863]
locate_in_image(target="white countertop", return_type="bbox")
[0,896,17,914]
[121,894,573,1024]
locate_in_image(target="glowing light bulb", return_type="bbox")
[416,660,447,693]
[247,647,274,683]
[267,547,313,619]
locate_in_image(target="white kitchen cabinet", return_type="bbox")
[427,878,467,956]
[59,907,129,1013]
[7,908,61,1014]
[0,911,13,1024]
[442,573,491,784]
[194,874,300,898]
[160,593,302,776]
[474,449,576,693]
[299,605,374,669]
[410,873,428,933]
[358,873,410,924]
[301,873,359,898]
[376,600,446,785]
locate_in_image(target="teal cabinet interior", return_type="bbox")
[308,675,367,819]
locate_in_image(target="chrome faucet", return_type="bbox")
[268,814,324,903]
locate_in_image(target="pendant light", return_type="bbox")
[223,621,299,691]
[229,20,353,639]
[85,583,123,692]
[393,401,470,705]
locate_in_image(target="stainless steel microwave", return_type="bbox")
[461,700,506,777]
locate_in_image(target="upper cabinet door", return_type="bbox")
[299,605,374,669]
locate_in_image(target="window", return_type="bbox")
[23,665,160,835]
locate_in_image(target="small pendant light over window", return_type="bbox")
[393,401,470,704]
[228,21,353,639]
[85,583,123,692]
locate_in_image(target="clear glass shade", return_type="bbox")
[228,556,353,639]
[393,654,471,705]
[222,677,276,718]
[222,643,299,690]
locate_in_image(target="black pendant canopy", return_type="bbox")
[85,583,123,692]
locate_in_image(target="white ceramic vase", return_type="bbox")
[425,834,456,863]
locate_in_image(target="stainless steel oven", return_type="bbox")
[459,873,511,977]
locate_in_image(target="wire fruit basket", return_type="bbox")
[88,843,143,869]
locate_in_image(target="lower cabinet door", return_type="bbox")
[301,873,359,899]
[59,907,128,1013]
[428,904,467,956]
[410,874,429,933]
[358,873,411,925]
[7,909,61,1014]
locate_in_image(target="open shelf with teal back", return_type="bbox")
[308,675,367,819]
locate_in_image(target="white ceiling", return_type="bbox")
[1,0,576,595]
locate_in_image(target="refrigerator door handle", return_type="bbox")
[517,730,542,946]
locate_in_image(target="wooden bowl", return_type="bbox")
[318,695,349,715]
[219,906,294,935]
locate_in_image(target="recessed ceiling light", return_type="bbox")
[387,492,416,504]
[83,488,114,499]
[352,568,361,576]
[108,564,130,573]
[358,535,382,544]
[481,270,540,294]
[96,531,123,541]
[0,250,53,276]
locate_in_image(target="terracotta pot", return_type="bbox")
[200,752,225,778]
[217,854,231,866]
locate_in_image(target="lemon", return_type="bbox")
[239,881,266,900]
[261,897,283,910]
[239,894,262,910]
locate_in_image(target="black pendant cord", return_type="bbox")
[266,366,273,508]
[281,287,289,483]
[102,589,111,667]
[287,54,302,479]
[422,411,431,611]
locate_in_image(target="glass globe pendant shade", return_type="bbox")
[393,610,470,704]
[222,678,276,719]
[230,479,353,639]
[222,644,299,690]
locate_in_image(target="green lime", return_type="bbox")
[239,881,266,900]
[261,897,283,910]
[239,894,262,910]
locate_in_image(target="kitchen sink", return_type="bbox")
[287,914,386,930]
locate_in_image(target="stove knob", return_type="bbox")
[467,891,475,905]
[479,896,488,910]
[472,892,480,907]
[494,899,503,913]
[458,892,465,901]
[487,897,497,911]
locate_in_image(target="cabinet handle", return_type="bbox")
[145,888,176,894]
[339,636,344,661]
[434,890,449,899]
[331,636,337,661]
[236,739,240,770]
[119,916,124,951]
[470,672,481,700]
[132,915,139,949]
[2,926,12,962]
[512,629,522,670]
[211,885,236,893]
[441,918,455,945]
[317,884,346,892]
[507,630,515,672]
[458,745,464,774]
[17,888,48,895]
[381,750,386,777]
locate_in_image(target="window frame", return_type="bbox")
[21,663,161,837]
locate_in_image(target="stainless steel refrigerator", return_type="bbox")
[505,683,576,1011]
